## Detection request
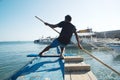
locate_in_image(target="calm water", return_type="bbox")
[0,41,120,80]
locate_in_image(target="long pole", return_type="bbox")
[35,16,120,76]
[82,48,120,76]
[35,16,60,34]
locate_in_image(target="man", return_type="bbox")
[39,15,83,58]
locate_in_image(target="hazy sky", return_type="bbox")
[0,0,120,41]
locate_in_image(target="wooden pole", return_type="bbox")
[82,48,120,76]
[35,16,60,34]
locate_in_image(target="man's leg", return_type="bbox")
[39,38,59,56]
[39,45,50,56]
[60,47,65,59]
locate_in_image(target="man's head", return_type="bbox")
[65,15,72,22]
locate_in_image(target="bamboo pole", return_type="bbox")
[35,16,60,34]
[82,48,120,75]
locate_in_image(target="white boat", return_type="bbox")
[34,37,54,44]
[69,28,97,49]
[34,28,97,49]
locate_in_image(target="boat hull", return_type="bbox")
[9,57,64,80]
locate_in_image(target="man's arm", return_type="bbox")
[74,31,83,49]
[44,22,58,28]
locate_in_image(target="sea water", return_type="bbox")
[0,41,120,80]
[0,41,43,80]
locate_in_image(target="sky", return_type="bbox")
[0,0,120,41]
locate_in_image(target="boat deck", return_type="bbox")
[64,56,97,80]
[65,71,97,80]
[9,55,97,80]
[10,56,64,80]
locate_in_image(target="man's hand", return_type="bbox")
[44,23,57,28]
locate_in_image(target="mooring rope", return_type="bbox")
[35,16,120,76]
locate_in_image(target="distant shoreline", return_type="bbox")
[95,30,120,39]
[0,30,120,42]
